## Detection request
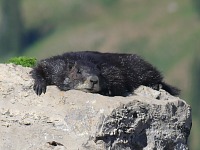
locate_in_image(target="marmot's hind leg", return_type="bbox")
[161,82,180,96]
[148,82,180,96]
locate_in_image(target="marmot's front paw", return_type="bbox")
[33,81,47,96]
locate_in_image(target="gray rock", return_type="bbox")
[0,64,191,150]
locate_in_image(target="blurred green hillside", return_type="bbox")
[21,0,199,94]
[23,0,199,63]
[1,0,200,149]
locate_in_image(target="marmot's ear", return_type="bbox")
[96,62,108,70]
[96,63,102,70]
[67,60,75,70]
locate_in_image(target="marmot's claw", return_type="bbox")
[42,86,46,94]
[33,82,46,96]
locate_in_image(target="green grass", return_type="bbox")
[7,56,37,67]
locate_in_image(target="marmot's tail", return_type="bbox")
[161,82,180,96]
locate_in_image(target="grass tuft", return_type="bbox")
[7,56,37,67]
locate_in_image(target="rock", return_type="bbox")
[0,64,192,150]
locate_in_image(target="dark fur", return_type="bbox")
[31,51,180,96]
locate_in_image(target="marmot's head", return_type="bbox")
[64,60,103,93]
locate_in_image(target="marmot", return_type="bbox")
[31,51,180,96]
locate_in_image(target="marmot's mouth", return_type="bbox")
[74,85,98,93]
[75,82,100,93]
[82,88,98,93]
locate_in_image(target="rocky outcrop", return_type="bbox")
[0,64,192,150]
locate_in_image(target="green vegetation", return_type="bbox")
[7,56,37,67]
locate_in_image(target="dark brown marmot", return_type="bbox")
[31,51,180,96]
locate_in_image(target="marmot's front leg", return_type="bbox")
[33,79,47,95]
[31,68,47,96]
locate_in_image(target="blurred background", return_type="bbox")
[0,0,199,149]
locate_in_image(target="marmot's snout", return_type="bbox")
[89,75,99,85]
[82,75,100,92]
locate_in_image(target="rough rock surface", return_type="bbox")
[0,64,192,150]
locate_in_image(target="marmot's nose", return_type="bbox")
[89,76,99,84]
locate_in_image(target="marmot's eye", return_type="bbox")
[77,69,81,74]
